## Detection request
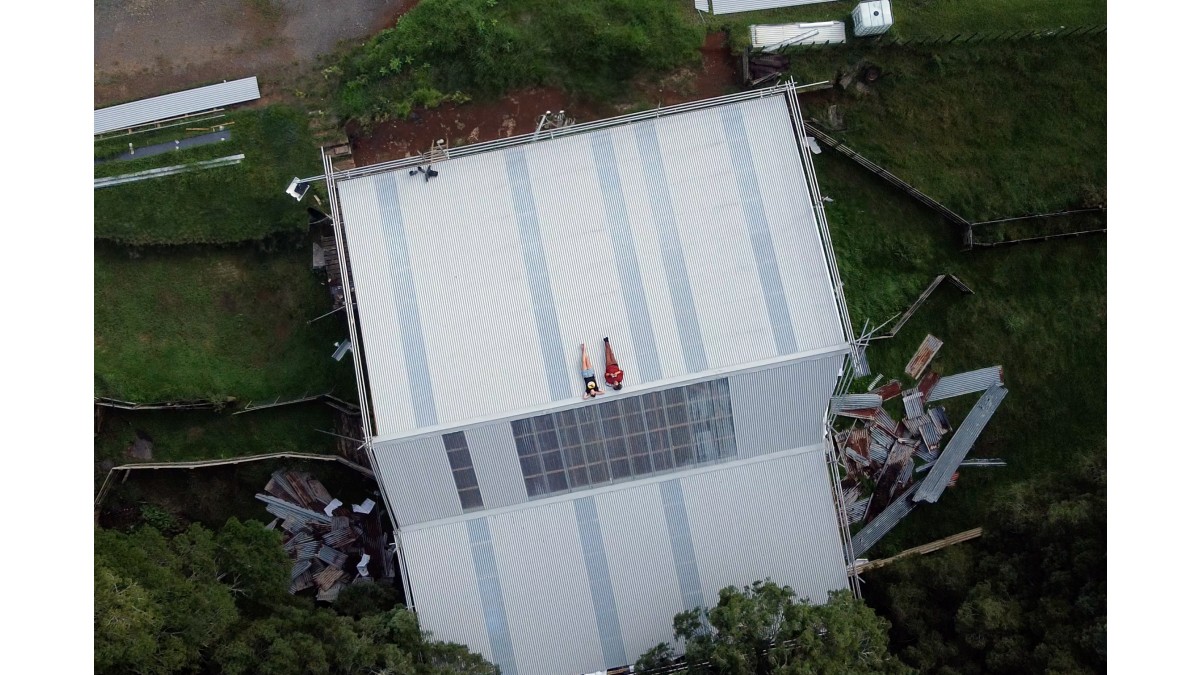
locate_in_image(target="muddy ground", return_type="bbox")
[94,0,414,107]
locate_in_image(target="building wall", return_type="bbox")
[373,351,846,529]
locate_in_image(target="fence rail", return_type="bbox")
[767,24,1107,54]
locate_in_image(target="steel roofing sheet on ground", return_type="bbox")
[914,385,1008,503]
[94,76,260,135]
[927,366,1005,401]
[336,93,849,440]
[751,21,847,50]
[850,479,923,556]
[711,0,837,16]
[401,444,847,675]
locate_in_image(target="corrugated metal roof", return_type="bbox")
[401,445,847,674]
[914,385,1008,504]
[711,0,837,16]
[926,366,1005,402]
[337,93,849,441]
[751,21,848,51]
[850,479,923,556]
[902,388,924,419]
[94,76,260,135]
[829,393,882,412]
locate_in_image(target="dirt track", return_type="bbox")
[94,0,413,107]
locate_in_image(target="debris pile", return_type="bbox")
[256,469,394,602]
[832,335,1008,557]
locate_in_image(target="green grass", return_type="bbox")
[334,0,705,125]
[714,0,1107,50]
[94,106,322,245]
[94,242,357,402]
[788,36,1106,220]
[815,152,1105,556]
[95,403,340,464]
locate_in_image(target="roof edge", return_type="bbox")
[370,344,852,447]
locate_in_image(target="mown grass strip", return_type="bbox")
[94,106,321,244]
[95,242,356,402]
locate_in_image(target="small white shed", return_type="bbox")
[852,0,894,37]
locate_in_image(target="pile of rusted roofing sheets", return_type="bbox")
[256,469,393,601]
[831,336,1008,556]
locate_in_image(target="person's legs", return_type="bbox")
[581,343,593,373]
[603,337,618,367]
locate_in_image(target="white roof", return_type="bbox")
[401,444,848,675]
[336,93,848,441]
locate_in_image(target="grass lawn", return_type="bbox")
[94,106,322,245]
[334,0,705,125]
[95,402,340,465]
[789,36,1106,220]
[712,0,1107,49]
[94,242,357,403]
[812,143,1105,557]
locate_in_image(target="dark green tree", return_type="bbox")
[866,455,1106,673]
[94,525,239,675]
[641,580,911,675]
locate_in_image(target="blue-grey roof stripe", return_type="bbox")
[719,104,798,355]
[634,123,709,373]
[574,497,629,667]
[466,518,519,675]
[504,148,574,401]
[590,132,663,381]
[659,479,706,612]
[372,173,439,427]
[914,385,1008,504]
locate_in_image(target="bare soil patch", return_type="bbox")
[95,0,416,107]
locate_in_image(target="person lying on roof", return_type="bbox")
[580,343,604,399]
[603,337,624,390]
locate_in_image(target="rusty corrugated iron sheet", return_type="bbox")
[904,334,944,379]
[870,379,902,401]
[917,371,941,398]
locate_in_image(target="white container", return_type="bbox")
[852,0,894,37]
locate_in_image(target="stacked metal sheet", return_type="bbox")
[830,393,883,413]
[927,366,1004,402]
[851,480,923,556]
[914,385,1008,503]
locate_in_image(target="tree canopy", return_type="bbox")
[865,455,1106,673]
[94,518,496,675]
[637,581,912,675]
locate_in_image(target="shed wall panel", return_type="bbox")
[373,436,462,527]
[730,353,844,458]
[465,423,530,510]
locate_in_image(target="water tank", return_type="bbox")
[852,0,894,37]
